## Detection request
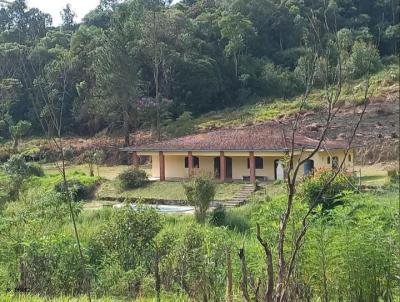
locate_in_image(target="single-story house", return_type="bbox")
[121,123,354,183]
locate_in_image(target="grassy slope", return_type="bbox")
[191,64,398,130]
[97,180,244,201]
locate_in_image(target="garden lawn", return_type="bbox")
[26,170,100,192]
[97,180,245,201]
[355,164,391,186]
[42,163,151,180]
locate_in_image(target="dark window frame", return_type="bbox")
[184,156,199,168]
[327,156,331,164]
[247,156,264,169]
[332,156,339,169]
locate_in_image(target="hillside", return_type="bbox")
[2,64,397,165]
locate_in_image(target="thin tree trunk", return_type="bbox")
[238,247,251,302]
[234,52,238,79]
[226,248,233,302]
[155,250,161,302]
[256,224,274,302]
[123,110,130,147]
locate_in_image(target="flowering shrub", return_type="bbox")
[298,168,355,211]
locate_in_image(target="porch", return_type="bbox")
[131,151,290,183]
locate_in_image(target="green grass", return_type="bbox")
[26,170,101,192]
[188,64,399,131]
[43,163,151,180]
[354,164,391,186]
[0,293,188,302]
[97,180,245,201]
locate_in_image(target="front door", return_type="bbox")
[214,157,232,179]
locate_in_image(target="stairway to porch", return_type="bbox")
[215,184,255,207]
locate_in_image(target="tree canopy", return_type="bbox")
[0,0,398,139]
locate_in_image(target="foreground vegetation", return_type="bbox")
[0,156,399,301]
[0,190,398,301]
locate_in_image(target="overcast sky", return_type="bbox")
[26,0,181,26]
[26,0,99,25]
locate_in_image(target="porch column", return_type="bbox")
[131,151,139,168]
[249,151,256,184]
[188,151,193,177]
[220,151,226,182]
[159,151,165,181]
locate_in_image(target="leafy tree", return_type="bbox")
[183,175,216,223]
[218,12,253,78]
[348,41,381,78]
[61,4,76,31]
[9,120,31,152]
[92,5,142,146]
[166,111,195,137]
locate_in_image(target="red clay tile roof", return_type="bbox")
[121,122,350,152]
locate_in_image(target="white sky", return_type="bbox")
[26,0,100,25]
[25,0,181,26]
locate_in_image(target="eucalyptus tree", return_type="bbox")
[218,12,254,78]
[92,1,144,146]
[61,4,76,31]
[139,0,177,140]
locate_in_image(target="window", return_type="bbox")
[332,156,339,169]
[247,157,264,169]
[185,156,199,168]
[327,156,331,164]
[348,154,352,162]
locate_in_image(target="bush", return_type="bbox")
[54,179,93,201]
[27,163,44,177]
[117,168,149,190]
[3,154,30,177]
[388,169,399,184]
[183,176,216,223]
[3,154,44,178]
[209,205,226,226]
[21,235,89,296]
[298,169,355,211]
[347,41,381,78]
[91,204,162,273]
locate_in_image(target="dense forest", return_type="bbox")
[0,0,399,145]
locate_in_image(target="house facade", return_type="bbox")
[121,123,354,183]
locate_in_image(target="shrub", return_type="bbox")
[21,235,88,296]
[2,155,44,200]
[209,205,226,226]
[117,168,149,190]
[3,154,44,178]
[3,154,30,177]
[298,169,355,211]
[54,179,93,201]
[388,169,399,184]
[92,204,162,272]
[27,163,44,177]
[347,41,381,78]
[183,176,216,223]
[161,224,228,301]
